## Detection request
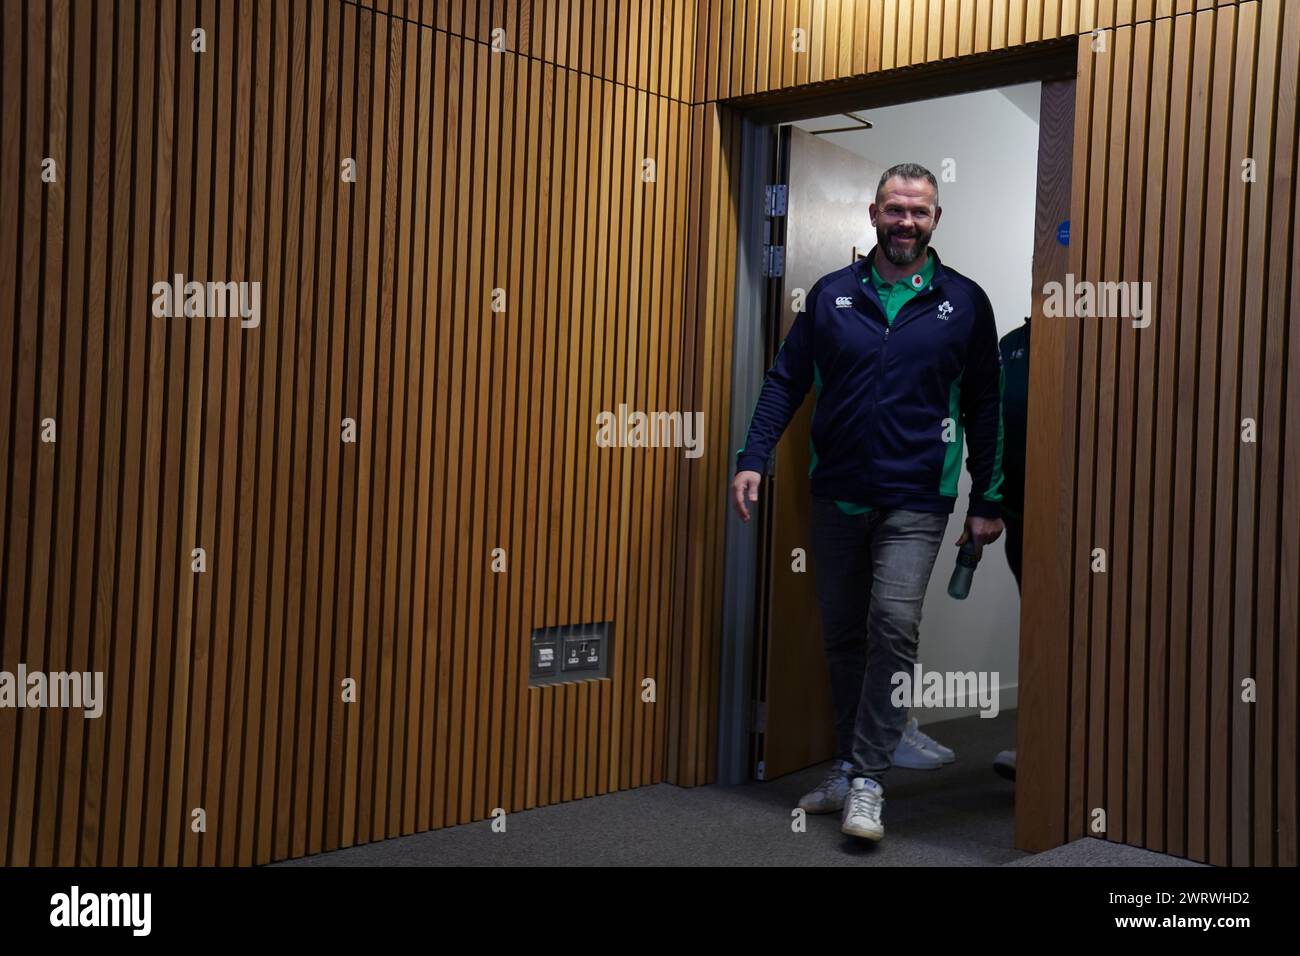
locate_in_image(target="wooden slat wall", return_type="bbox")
[691,0,1245,100]
[667,99,739,787]
[688,0,1297,865]
[0,0,697,866]
[3,0,1294,868]
[1055,0,1298,867]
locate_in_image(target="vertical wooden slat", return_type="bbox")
[161,0,208,870]
[297,0,335,853]
[252,0,293,863]
[797,0,812,87]
[644,89,669,787]
[549,57,577,794]
[497,5,523,818]
[279,0,322,859]
[1055,48,1087,858]
[589,75,616,799]
[300,0,339,859]
[667,100,691,782]
[582,65,611,801]
[505,44,538,817]
[973,0,990,53]
[31,0,74,868]
[149,0,192,870]
[178,0,228,868]
[1105,20,1140,851]
[434,27,465,829]
[705,109,738,782]
[1146,8,1192,859]
[425,20,452,832]
[1008,0,1025,47]
[407,0,438,836]
[1128,15,1165,854]
[1216,0,1256,868]
[1072,15,1108,849]
[268,0,310,863]
[574,66,600,672]
[1276,0,1300,871]
[83,0,137,866]
[8,0,42,867]
[1089,19,1126,849]
[868,0,883,75]
[526,49,558,803]
[553,63,581,790]
[325,0,365,856]
[2,0,38,864]
[878,0,899,69]
[1191,2,1234,867]
[128,0,174,866]
[1043,0,1060,38]
[369,0,396,842]
[102,0,156,868]
[645,97,672,787]
[933,0,946,59]
[462,35,493,823]
[602,78,633,798]
[990,0,1007,49]
[1257,0,1298,870]
[0,0,28,868]
[956,0,973,54]
[623,85,647,790]
[728,0,746,97]
[372,4,407,844]
[341,0,381,850]
[1178,9,1217,864]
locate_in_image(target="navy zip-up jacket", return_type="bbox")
[736,247,1006,519]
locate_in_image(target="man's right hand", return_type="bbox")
[731,470,762,522]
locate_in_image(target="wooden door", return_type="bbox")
[756,128,883,780]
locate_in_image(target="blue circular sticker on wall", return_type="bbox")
[1057,220,1070,246]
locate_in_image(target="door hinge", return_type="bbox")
[765,184,788,217]
[753,700,768,733]
[762,244,785,277]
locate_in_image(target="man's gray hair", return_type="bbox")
[876,163,939,204]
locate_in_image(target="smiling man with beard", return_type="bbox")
[730,163,1006,843]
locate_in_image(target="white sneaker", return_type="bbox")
[798,760,853,814]
[903,717,955,765]
[893,724,944,769]
[841,777,885,841]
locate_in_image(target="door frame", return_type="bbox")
[717,39,1080,853]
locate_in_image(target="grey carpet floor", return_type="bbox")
[275,710,1197,867]
[1006,838,1206,866]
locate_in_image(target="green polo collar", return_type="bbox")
[870,248,936,294]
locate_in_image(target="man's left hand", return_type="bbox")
[956,515,1004,560]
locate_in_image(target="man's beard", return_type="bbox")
[877,223,932,266]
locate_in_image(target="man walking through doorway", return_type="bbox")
[730,163,1006,842]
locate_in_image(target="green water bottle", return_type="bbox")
[947,538,980,599]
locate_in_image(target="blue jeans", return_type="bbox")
[808,497,949,784]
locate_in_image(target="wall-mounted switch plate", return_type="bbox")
[530,635,558,679]
[529,622,611,686]
[562,634,600,672]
